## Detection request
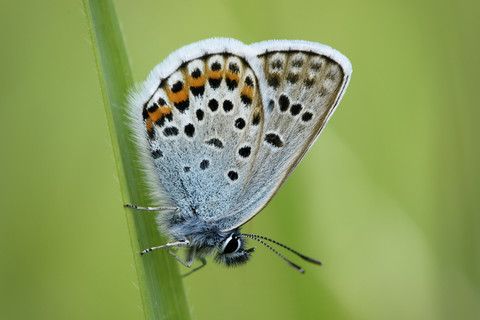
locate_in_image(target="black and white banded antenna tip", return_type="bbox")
[241,234,322,273]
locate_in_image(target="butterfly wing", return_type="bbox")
[128,39,351,234]
[220,40,352,231]
[129,39,267,223]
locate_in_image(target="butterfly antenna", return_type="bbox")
[241,234,305,273]
[243,234,322,265]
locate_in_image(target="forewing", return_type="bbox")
[139,50,265,221]
[221,41,352,231]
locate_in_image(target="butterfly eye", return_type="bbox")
[215,233,254,267]
[222,235,241,254]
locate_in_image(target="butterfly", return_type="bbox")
[126,38,352,274]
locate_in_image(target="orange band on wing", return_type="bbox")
[146,118,153,131]
[148,108,163,123]
[188,75,206,87]
[166,86,189,104]
[207,70,222,79]
[241,86,254,98]
[159,105,172,114]
[226,71,240,82]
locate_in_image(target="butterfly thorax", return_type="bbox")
[157,209,253,266]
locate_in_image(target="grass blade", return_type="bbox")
[83,1,191,319]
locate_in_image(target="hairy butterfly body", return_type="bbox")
[127,38,352,273]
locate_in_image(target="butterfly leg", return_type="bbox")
[163,247,207,277]
[124,204,179,211]
[181,257,207,277]
[141,240,190,255]
[162,247,195,267]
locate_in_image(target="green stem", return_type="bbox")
[83,1,191,319]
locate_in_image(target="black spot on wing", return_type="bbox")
[278,94,289,112]
[245,76,254,87]
[304,78,315,88]
[191,86,205,97]
[208,78,222,89]
[265,133,284,148]
[184,123,195,137]
[252,113,260,126]
[206,138,224,149]
[223,100,233,112]
[228,62,240,73]
[196,109,204,121]
[302,112,313,122]
[208,99,219,112]
[290,103,302,116]
[200,159,209,170]
[241,94,252,106]
[226,77,238,90]
[211,62,221,71]
[292,59,304,67]
[163,127,179,137]
[228,171,238,181]
[268,75,280,88]
[174,99,189,112]
[171,81,183,93]
[271,60,283,69]
[238,146,251,158]
[286,73,299,84]
[191,68,202,78]
[151,149,163,159]
[235,118,246,130]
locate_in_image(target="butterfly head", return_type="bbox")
[214,231,255,267]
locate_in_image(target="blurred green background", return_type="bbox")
[1,0,479,319]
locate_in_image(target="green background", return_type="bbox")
[1,0,479,319]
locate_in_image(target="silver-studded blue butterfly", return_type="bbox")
[126,38,352,274]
